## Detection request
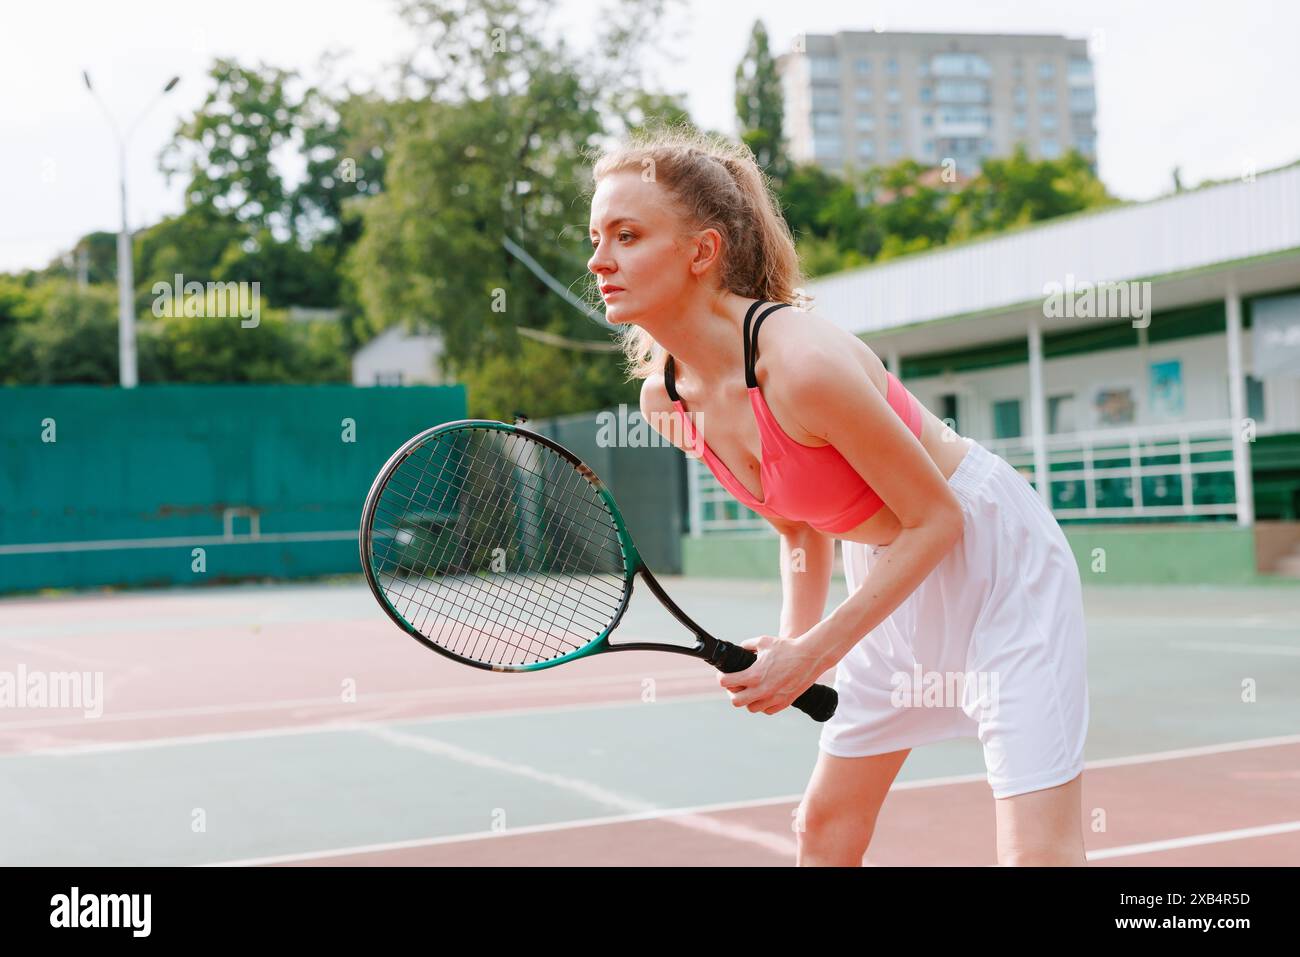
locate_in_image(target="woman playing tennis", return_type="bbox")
[585,126,1090,866]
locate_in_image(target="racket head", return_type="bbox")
[360,419,641,672]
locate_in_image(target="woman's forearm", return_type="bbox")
[777,527,835,639]
[802,513,963,668]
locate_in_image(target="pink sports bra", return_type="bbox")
[664,300,924,535]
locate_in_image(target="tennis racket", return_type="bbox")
[359,418,838,722]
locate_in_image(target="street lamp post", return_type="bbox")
[83,71,179,388]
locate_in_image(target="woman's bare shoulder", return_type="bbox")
[758,304,888,396]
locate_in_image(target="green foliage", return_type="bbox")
[455,325,639,420]
[139,311,349,384]
[161,58,302,234]
[782,145,1116,274]
[735,20,789,183]
[8,0,1118,411]
[348,0,675,408]
[2,281,120,384]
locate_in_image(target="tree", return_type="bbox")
[349,0,681,413]
[947,144,1115,241]
[161,58,303,237]
[735,20,789,183]
[3,281,119,384]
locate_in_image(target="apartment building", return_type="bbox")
[779,30,1098,177]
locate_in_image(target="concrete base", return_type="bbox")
[682,524,1299,586]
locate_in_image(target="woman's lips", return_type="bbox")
[602,287,624,299]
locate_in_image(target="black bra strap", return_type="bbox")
[745,300,793,388]
[665,299,793,398]
[663,354,680,401]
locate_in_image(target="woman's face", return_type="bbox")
[588,170,703,324]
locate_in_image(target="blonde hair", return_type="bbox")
[584,123,812,381]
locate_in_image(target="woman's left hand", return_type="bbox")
[718,633,830,716]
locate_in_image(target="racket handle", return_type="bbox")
[708,640,838,723]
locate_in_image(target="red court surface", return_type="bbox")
[3,582,1297,866]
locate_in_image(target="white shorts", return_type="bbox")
[818,438,1090,799]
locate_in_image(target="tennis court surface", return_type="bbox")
[1,576,1296,866]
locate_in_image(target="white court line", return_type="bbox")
[201,732,1300,867]
[1168,639,1300,657]
[1086,820,1300,861]
[0,666,713,732]
[0,691,725,758]
[0,530,357,555]
[362,725,797,860]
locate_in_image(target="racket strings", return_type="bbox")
[386,440,618,659]
[376,438,626,622]
[373,444,596,664]
[368,428,629,666]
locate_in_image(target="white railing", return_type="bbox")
[686,419,1246,536]
[985,419,1241,521]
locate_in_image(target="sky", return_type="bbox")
[1,0,1297,273]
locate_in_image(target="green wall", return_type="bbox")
[0,385,466,593]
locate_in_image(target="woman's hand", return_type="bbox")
[718,632,833,716]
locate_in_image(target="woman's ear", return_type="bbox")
[689,227,723,277]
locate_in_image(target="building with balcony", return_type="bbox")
[780,30,1097,178]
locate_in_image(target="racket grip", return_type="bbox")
[707,640,839,723]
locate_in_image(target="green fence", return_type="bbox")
[529,405,687,574]
[0,385,466,593]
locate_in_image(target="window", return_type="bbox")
[857,139,876,159]
[1048,394,1076,434]
[1013,111,1027,131]
[1040,112,1058,131]
[854,57,871,75]
[888,111,902,130]
[1038,61,1056,81]
[810,56,839,80]
[1248,375,1266,421]
[1070,87,1096,112]
[814,133,842,159]
[938,394,960,432]
[889,138,903,157]
[1228,374,1268,422]
[813,87,840,110]
[855,113,874,132]
[854,86,873,104]
[374,370,404,386]
[813,111,841,131]
[939,105,990,125]
[1040,137,1061,158]
[930,53,991,77]
[920,86,932,103]
[1075,134,1096,154]
[887,86,901,104]
[935,79,988,103]
[1013,86,1027,106]
[923,113,933,127]
[1039,86,1057,107]
[887,57,899,76]
[993,399,1022,439]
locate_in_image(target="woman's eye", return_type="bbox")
[619,231,632,241]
